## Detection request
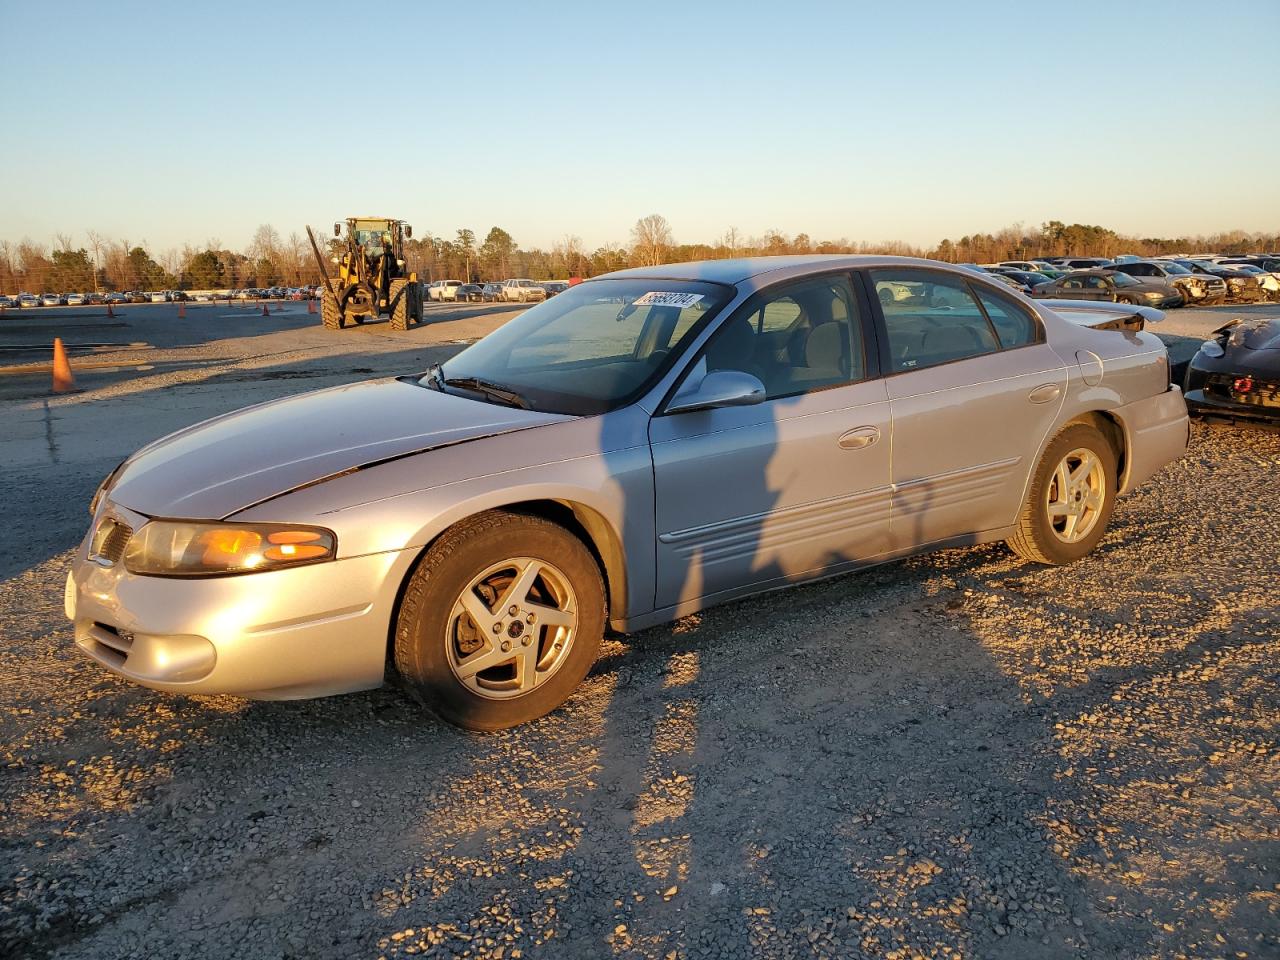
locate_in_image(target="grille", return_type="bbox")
[90,518,133,565]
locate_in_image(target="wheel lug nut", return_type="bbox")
[508,605,518,616]
[526,613,535,624]
[501,640,511,652]
[521,636,532,647]
[491,623,502,634]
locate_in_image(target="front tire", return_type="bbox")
[321,288,342,330]
[1007,423,1117,565]
[394,512,605,731]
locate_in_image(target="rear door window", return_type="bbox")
[869,269,999,372]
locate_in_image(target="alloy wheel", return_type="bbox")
[446,557,578,700]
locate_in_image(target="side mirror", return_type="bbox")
[333,223,341,237]
[404,225,412,238]
[666,370,766,415]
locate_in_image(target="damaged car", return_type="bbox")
[1110,259,1226,306]
[68,256,1189,730]
[1183,316,1280,423]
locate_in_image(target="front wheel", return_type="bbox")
[1006,423,1117,565]
[394,512,605,731]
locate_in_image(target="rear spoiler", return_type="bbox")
[1036,299,1164,332]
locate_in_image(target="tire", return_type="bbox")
[1006,422,1118,566]
[394,511,606,731]
[321,288,342,330]
[389,278,410,331]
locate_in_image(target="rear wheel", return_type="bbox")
[1007,423,1117,565]
[394,512,605,731]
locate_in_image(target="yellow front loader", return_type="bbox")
[307,217,423,330]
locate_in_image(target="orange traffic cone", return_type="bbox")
[52,338,76,393]
[261,303,269,317]
[307,299,316,314]
[178,302,186,319]
[106,302,115,318]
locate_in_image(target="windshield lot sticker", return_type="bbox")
[633,291,704,309]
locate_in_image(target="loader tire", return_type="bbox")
[390,279,411,331]
[321,289,343,330]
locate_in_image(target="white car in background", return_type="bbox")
[19,293,40,308]
[149,291,168,303]
[41,293,62,306]
[65,292,86,306]
[501,278,547,303]
[426,280,463,302]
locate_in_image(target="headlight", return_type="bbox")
[123,521,336,577]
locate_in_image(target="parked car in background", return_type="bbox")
[456,284,484,303]
[426,280,464,302]
[997,261,1044,272]
[0,295,16,308]
[1032,269,1184,308]
[127,291,150,303]
[148,291,167,303]
[480,282,505,302]
[41,293,63,306]
[1216,261,1280,301]
[1062,257,1115,270]
[65,292,86,306]
[989,268,1054,293]
[1109,259,1226,306]
[1183,317,1280,423]
[501,279,547,303]
[85,292,106,305]
[105,292,128,305]
[68,256,1188,730]
[170,291,190,302]
[1172,259,1268,303]
[19,293,40,308]
[234,289,257,300]
[542,281,570,298]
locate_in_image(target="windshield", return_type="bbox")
[353,221,393,252]
[1161,262,1190,275]
[427,278,734,415]
[1109,273,1139,287]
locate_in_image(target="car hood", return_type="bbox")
[107,378,572,519]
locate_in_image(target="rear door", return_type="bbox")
[866,268,1067,549]
[650,273,892,611]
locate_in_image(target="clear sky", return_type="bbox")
[2,0,1278,255]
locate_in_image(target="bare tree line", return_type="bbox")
[3,216,1277,294]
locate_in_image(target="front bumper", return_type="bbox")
[66,502,419,699]
[1185,388,1280,423]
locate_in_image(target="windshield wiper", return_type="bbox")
[442,376,530,409]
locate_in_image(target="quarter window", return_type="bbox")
[869,269,999,372]
[973,288,1039,349]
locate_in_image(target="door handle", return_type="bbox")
[838,426,881,450]
[1028,383,1061,404]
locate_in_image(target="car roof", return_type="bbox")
[597,254,988,285]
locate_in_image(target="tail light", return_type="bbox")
[1233,377,1254,393]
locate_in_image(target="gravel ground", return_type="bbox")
[1,311,1277,959]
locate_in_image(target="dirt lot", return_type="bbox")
[1,302,1277,959]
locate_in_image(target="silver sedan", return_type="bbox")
[68,256,1189,729]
